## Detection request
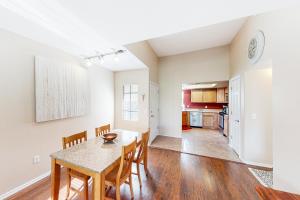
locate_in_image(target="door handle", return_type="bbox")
[151,114,155,118]
[235,120,240,123]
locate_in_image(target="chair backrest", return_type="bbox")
[136,130,150,161]
[95,124,110,137]
[117,139,137,182]
[62,131,87,149]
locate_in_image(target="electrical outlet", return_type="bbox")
[33,155,40,164]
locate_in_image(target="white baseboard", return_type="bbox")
[241,159,273,168]
[157,133,181,139]
[0,170,50,200]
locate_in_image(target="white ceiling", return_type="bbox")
[57,0,299,44]
[148,18,247,57]
[0,0,299,70]
[0,0,146,71]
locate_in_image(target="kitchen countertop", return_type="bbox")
[182,108,222,113]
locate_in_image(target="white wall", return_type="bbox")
[114,69,149,132]
[271,8,300,194]
[0,28,114,195]
[230,7,300,194]
[125,41,159,84]
[158,46,230,138]
[125,41,158,140]
[229,15,274,168]
[243,68,272,167]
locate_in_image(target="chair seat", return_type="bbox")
[69,169,90,180]
[105,165,129,185]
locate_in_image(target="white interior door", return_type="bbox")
[149,82,159,143]
[229,76,241,156]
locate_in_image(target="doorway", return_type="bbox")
[151,81,241,163]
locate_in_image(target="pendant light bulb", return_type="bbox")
[85,59,92,67]
[100,56,104,64]
[114,54,119,62]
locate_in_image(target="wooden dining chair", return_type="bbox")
[132,130,150,188]
[105,139,137,200]
[95,124,110,137]
[62,131,90,200]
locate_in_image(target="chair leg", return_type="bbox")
[136,163,142,188]
[116,184,121,200]
[66,170,71,200]
[143,158,148,177]
[84,178,89,200]
[129,175,134,199]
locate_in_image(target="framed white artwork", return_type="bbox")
[35,56,89,122]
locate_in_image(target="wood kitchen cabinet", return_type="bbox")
[225,87,229,102]
[191,89,217,103]
[202,89,217,103]
[182,111,190,128]
[217,87,229,103]
[191,88,228,103]
[191,90,203,103]
[203,112,219,129]
[217,88,225,103]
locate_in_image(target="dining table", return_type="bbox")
[50,129,146,200]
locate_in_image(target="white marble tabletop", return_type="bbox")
[50,129,141,173]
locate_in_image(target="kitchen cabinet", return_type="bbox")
[225,87,229,102]
[217,88,225,103]
[202,89,217,103]
[191,88,228,103]
[191,90,203,102]
[191,89,217,103]
[203,112,219,129]
[217,87,229,103]
[182,111,190,127]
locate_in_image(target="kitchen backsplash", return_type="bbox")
[183,90,228,109]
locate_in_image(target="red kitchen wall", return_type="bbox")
[183,90,228,109]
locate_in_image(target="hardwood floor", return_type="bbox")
[7,148,260,200]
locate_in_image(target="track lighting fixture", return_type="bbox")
[84,49,125,66]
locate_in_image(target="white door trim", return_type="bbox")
[229,75,242,156]
[150,81,159,88]
[149,81,159,143]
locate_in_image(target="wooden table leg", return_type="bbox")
[93,173,101,200]
[51,158,61,200]
[100,173,105,200]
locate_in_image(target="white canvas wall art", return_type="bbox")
[35,56,89,122]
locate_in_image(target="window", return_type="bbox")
[123,84,139,121]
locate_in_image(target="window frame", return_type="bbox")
[122,84,139,121]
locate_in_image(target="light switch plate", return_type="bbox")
[33,155,40,164]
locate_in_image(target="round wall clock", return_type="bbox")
[248,30,265,64]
